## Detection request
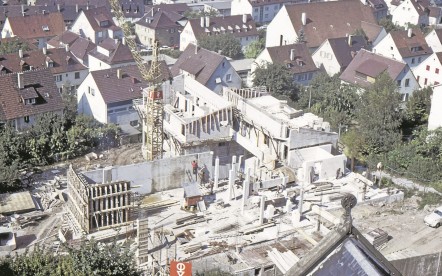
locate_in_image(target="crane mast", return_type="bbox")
[108,0,164,160]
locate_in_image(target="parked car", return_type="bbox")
[424,206,442,228]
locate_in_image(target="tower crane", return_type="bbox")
[108,0,164,161]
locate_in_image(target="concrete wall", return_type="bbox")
[289,128,338,149]
[82,152,214,194]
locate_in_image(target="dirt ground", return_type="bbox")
[330,196,442,257]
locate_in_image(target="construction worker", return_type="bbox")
[191,160,198,180]
[199,166,206,185]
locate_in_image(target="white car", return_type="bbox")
[424,206,442,228]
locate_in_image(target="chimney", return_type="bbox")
[57,4,60,12]
[18,49,23,58]
[42,47,47,55]
[407,28,412,38]
[65,44,69,52]
[242,14,247,24]
[301,12,306,26]
[117,68,122,79]
[76,4,79,13]
[348,35,353,46]
[151,7,154,16]
[205,16,210,27]
[122,37,126,45]
[290,49,295,61]
[21,4,25,15]
[200,16,205,28]
[17,73,24,89]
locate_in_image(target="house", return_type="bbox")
[360,0,389,21]
[0,69,64,130]
[135,10,186,48]
[47,30,81,49]
[1,12,65,48]
[78,63,170,125]
[204,2,232,17]
[428,6,442,27]
[171,44,242,94]
[425,29,442,52]
[359,21,388,47]
[340,49,420,100]
[179,15,259,51]
[87,38,135,71]
[230,58,254,87]
[120,0,145,21]
[252,43,320,86]
[70,37,97,67]
[146,3,189,15]
[312,35,368,77]
[70,6,123,44]
[412,52,442,87]
[0,47,88,92]
[265,1,378,50]
[373,28,433,69]
[231,0,302,24]
[428,84,442,130]
[391,0,431,28]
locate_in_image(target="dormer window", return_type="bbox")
[20,60,30,71]
[100,20,109,27]
[42,25,49,31]
[46,57,54,67]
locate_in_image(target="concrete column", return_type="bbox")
[101,213,104,227]
[232,156,237,175]
[245,168,250,183]
[282,176,287,188]
[238,155,243,174]
[259,196,266,225]
[299,184,304,218]
[241,180,249,214]
[214,156,219,190]
[228,169,235,201]
[104,196,108,210]
[285,198,292,213]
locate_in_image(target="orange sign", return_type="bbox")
[149,90,163,100]
[170,261,192,276]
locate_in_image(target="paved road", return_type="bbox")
[372,171,441,195]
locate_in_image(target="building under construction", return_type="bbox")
[66,165,133,234]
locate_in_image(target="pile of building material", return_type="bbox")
[366,228,388,248]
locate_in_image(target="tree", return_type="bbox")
[297,73,359,129]
[355,72,403,154]
[61,82,79,127]
[253,63,299,100]
[184,9,219,19]
[0,38,31,55]
[378,17,403,33]
[341,129,365,171]
[198,34,243,59]
[296,28,306,43]
[244,29,266,59]
[402,86,432,135]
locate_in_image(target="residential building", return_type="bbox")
[223,86,339,169]
[361,0,389,21]
[70,6,123,44]
[135,10,186,48]
[373,28,433,69]
[252,43,319,86]
[425,28,442,53]
[179,15,259,51]
[0,69,64,130]
[119,0,145,21]
[391,0,431,27]
[78,63,170,125]
[312,35,368,77]
[47,30,81,49]
[0,47,88,92]
[146,3,189,15]
[231,0,304,24]
[88,38,135,71]
[428,6,442,26]
[230,58,254,87]
[1,12,65,48]
[70,37,97,67]
[359,21,388,47]
[265,1,378,50]
[413,52,442,87]
[340,49,420,100]
[204,2,232,17]
[428,84,442,130]
[171,44,242,94]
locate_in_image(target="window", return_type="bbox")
[426,65,430,71]
[390,46,393,50]
[397,79,401,86]
[436,68,440,74]
[226,74,232,82]
[425,78,428,85]
[264,14,268,19]
[98,31,103,38]
[411,58,415,64]
[54,75,62,82]
[405,78,410,87]
[24,116,29,123]
[254,8,258,12]
[435,81,440,85]
[75,72,80,79]
[418,57,422,63]
[88,86,95,96]
[265,7,269,11]
[402,93,409,102]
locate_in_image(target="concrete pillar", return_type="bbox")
[299,185,304,218]
[101,213,104,227]
[282,176,287,188]
[232,156,237,175]
[238,155,243,174]
[241,180,249,214]
[245,168,250,183]
[214,156,219,190]
[285,198,292,213]
[259,196,266,225]
[228,169,235,201]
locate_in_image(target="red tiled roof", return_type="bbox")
[327,35,368,68]
[340,49,407,88]
[390,28,432,58]
[171,44,225,86]
[0,47,86,75]
[80,6,119,32]
[47,30,80,48]
[136,10,184,29]
[266,43,318,74]
[6,12,65,39]
[70,37,96,63]
[88,38,134,65]
[187,15,258,39]
[0,69,64,120]
[285,1,378,48]
[90,63,171,104]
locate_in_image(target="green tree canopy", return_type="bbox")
[184,9,219,19]
[355,72,403,154]
[253,62,299,100]
[0,38,31,55]
[198,34,243,59]
[378,18,403,33]
[402,86,433,135]
[244,29,266,59]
